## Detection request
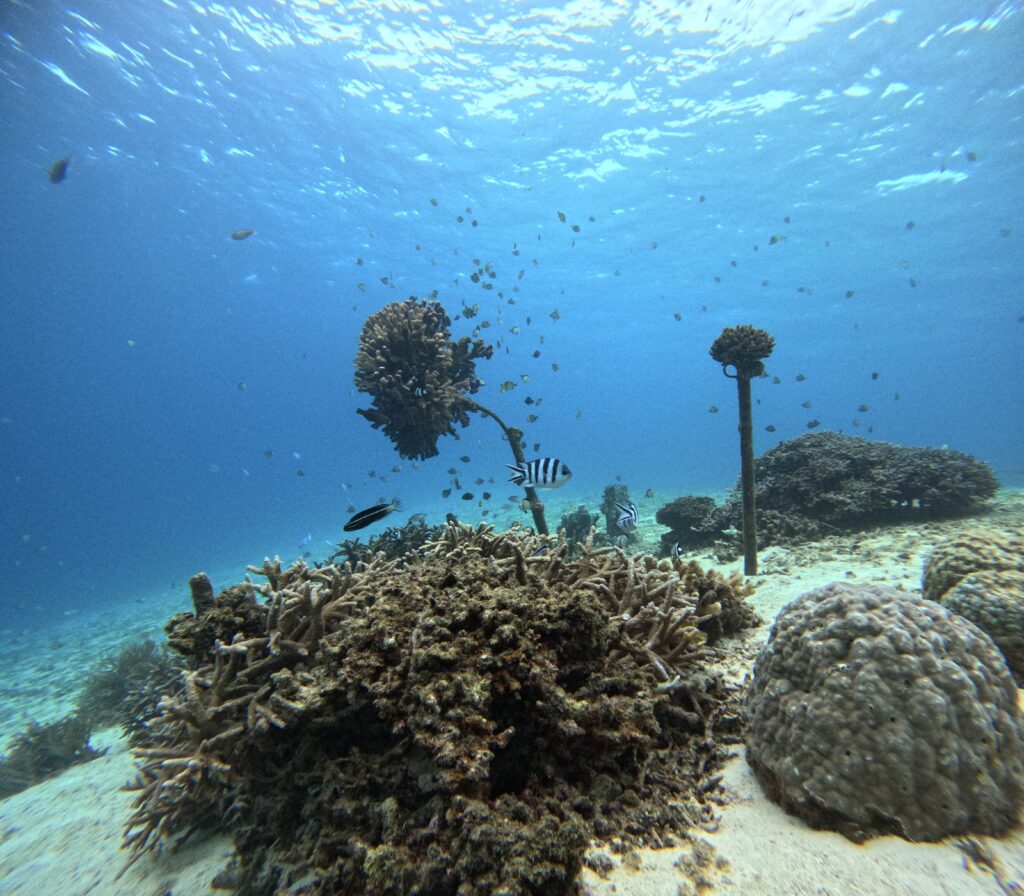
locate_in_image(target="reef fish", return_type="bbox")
[48,156,71,183]
[343,499,400,532]
[231,229,255,240]
[506,458,572,489]
[615,501,639,534]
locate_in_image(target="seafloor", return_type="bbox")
[0,489,1022,896]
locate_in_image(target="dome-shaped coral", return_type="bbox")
[941,569,1024,684]
[745,581,1024,842]
[922,529,1024,602]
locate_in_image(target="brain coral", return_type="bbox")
[745,582,1024,842]
[941,569,1024,685]
[921,529,1024,602]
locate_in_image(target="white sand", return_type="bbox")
[1,494,1022,896]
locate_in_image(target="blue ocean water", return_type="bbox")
[1,0,1022,624]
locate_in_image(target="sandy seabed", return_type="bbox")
[1,492,1022,896]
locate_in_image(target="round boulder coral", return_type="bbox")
[941,569,1024,685]
[745,582,1024,842]
[921,529,1024,602]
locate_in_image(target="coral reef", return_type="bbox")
[708,324,775,379]
[745,582,1024,842]
[662,432,999,555]
[354,297,493,459]
[124,525,758,895]
[0,715,104,799]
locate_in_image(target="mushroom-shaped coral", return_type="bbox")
[745,581,1024,842]
[709,324,774,379]
[354,297,493,459]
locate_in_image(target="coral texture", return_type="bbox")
[942,569,1024,685]
[354,297,493,459]
[921,529,1024,602]
[0,715,104,798]
[708,324,774,378]
[745,582,1024,842]
[124,525,757,895]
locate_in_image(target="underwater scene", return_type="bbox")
[1,0,1023,894]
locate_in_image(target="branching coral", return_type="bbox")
[354,297,492,460]
[124,524,758,895]
[0,715,104,799]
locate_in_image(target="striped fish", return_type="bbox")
[506,457,572,489]
[343,498,400,532]
[615,500,639,534]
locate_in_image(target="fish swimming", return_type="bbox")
[231,229,255,240]
[615,501,639,534]
[48,156,71,183]
[343,498,400,532]
[506,458,572,489]
[671,542,683,559]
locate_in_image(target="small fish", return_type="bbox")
[615,501,639,534]
[645,488,654,498]
[442,488,452,498]
[674,312,682,321]
[845,290,855,298]
[614,535,628,549]
[550,310,560,321]
[343,499,400,532]
[772,376,781,384]
[801,401,812,409]
[295,469,305,477]
[461,492,474,500]
[231,229,255,241]
[766,425,776,432]
[460,455,471,463]
[708,405,719,414]
[299,532,312,549]
[871,371,879,380]
[671,542,683,559]
[806,419,821,429]
[795,374,806,382]
[531,544,549,556]
[48,155,71,183]
[557,210,566,222]
[506,458,572,489]
[858,404,869,412]
[263,450,273,457]
[500,381,517,393]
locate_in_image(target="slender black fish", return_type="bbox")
[343,498,400,532]
[48,156,71,183]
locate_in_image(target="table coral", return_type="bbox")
[745,582,1024,843]
[123,524,758,896]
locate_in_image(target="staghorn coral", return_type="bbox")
[708,324,774,379]
[745,582,1024,842]
[557,505,603,553]
[354,297,493,460]
[124,524,757,895]
[328,516,446,568]
[921,529,1024,602]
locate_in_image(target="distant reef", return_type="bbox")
[658,431,998,556]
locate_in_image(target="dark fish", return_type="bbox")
[48,155,71,183]
[461,492,474,500]
[507,458,572,488]
[795,374,806,382]
[442,488,452,498]
[615,501,639,534]
[343,499,400,532]
[708,405,719,414]
[460,455,471,463]
[801,401,812,409]
[858,404,869,412]
[231,229,255,240]
[845,290,855,298]
[766,425,776,432]
[263,450,273,457]
[295,469,304,477]
[806,419,820,429]
[645,488,654,498]
[871,371,879,380]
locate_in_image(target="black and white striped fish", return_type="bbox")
[615,500,639,533]
[343,498,400,532]
[506,457,572,489]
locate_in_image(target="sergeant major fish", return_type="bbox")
[615,501,639,534]
[506,458,572,489]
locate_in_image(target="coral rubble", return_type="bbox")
[745,582,1024,842]
[124,524,757,895]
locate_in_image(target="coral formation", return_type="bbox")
[921,529,1024,602]
[124,524,758,895]
[557,505,602,552]
[745,582,1024,842]
[75,639,182,741]
[0,715,104,799]
[941,570,1024,685]
[656,496,717,555]
[354,297,493,459]
[708,324,775,379]
[328,515,446,568]
[662,432,999,555]
[600,484,632,539]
